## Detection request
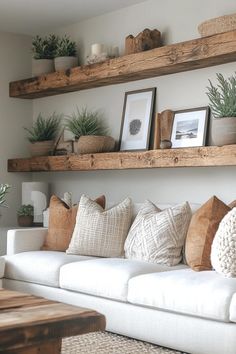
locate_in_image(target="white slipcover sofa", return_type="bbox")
[2,203,236,354]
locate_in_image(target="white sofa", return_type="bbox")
[2,204,236,354]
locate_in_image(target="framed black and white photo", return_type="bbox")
[119,88,156,151]
[171,107,209,148]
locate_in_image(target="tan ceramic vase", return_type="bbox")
[208,117,236,146]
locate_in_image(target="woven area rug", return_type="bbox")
[61,331,185,354]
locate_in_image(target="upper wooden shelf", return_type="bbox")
[7,145,236,172]
[9,30,236,99]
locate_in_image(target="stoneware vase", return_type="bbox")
[54,56,78,71]
[77,136,115,154]
[29,140,54,157]
[32,59,54,76]
[17,215,33,227]
[208,116,236,146]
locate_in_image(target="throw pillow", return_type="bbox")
[211,207,236,277]
[124,200,191,266]
[42,194,106,252]
[229,200,236,209]
[66,195,132,257]
[185,196,230,271]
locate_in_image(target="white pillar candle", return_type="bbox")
[91,43,103,55]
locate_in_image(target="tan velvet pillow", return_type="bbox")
[185,196,230,271]
[42,195,105,252]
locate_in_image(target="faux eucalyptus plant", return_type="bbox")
[55,35,76,57]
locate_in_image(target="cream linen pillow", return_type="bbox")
[124,200,192,266]
[211,207,236,277]
[67,195,132,257]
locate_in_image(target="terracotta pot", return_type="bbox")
[77,136,116,154]
[32,59,54,76]
[29,140,54,157]
[17,215,33,227]
[208,117,236,146]
[54,56,78,71]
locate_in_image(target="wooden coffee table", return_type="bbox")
[0,289,105,353]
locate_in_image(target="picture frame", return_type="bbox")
[119,88,156,151]
[170,107,209,148]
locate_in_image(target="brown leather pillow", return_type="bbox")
[185,196,230,271]
[42,195,105,252]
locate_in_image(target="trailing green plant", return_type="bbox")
[64,107,109,139]
[56,35,77,57]
[17,204,34,217]
[0,184,10,208]
[206,73,236,118]
[24,113,62,142]
[32,34,58,59]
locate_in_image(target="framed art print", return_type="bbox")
[119,88,156,151]
[171,107,209,148]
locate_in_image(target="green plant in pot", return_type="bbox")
[17,204,34,227]
[206,73,236,146]
[24,112,61,156]
[32,34,58,76]
[0,184,10,209]
[54,35,77,71]
[65,107,115,154]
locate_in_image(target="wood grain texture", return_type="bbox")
[160,110,174,141]
[9,30,236,99]
[0,289,105,352]
[7,145,236,172]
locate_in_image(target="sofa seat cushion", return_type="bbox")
[4,251,93,287]
[60,258,187,302]
[128,268,236,322]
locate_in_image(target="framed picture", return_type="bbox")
[171,107,209,148]
[119,88,156,151]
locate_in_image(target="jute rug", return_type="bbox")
[61,331,185,354]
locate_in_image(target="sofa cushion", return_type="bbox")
[60,258,187,301]
[4,251,93,287]
[128,268,236,322]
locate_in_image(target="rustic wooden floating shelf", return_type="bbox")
[9,30,236,99]
[7,145,236,172]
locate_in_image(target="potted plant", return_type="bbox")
[32,34,58,76]
[24,112,61,156]
[206,73,236,146]
[54,35,77,71]
[0,184,10,209]
[65,107,115,154]
[17,204,34,227]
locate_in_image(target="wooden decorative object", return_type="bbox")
[77,135,115,154]
[54,129,73,155]
[159,110,174,142]
[7,145,236,172]
[153,113,161,149]
[125,28,161,55]
[198,13,236,37]
[9,31,236,99]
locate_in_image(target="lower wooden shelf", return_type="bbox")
[7,145,236,172]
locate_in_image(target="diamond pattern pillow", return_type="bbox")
[67,195,132,257]
[124,200,191,266]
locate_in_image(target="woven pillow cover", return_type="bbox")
[67,195,132,257]
[124,200,191,266]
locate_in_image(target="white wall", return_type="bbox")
[0,32,32,226]
[33,0,236,205]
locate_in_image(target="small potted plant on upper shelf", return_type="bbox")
[32,34,58,76]
[24,112,61,156]
[206,72,236,146]
[54,35,77,71]
[17,204,34,227]
[65,107,115,154]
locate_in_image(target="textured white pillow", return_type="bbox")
[67,195,132,257]
[124,200,192,266]
[211,208,236,277]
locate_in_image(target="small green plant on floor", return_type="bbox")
[56,35,77,57]
[0,184,10,208]
[24,113,62,142]
[206,72,236,118]
[65,107,108,139]
[32,34,58,59]
[17,204,34,217]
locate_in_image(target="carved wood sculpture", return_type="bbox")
[125,28,161,55]
[153,110,174,149]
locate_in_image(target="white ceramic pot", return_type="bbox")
[32,59,54,77]
[54,56,78,71]
[208,116,236,146]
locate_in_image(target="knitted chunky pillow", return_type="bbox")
[125,200,191,266]
[211,208,236,277]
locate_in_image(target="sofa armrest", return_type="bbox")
[7,228,48,255]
